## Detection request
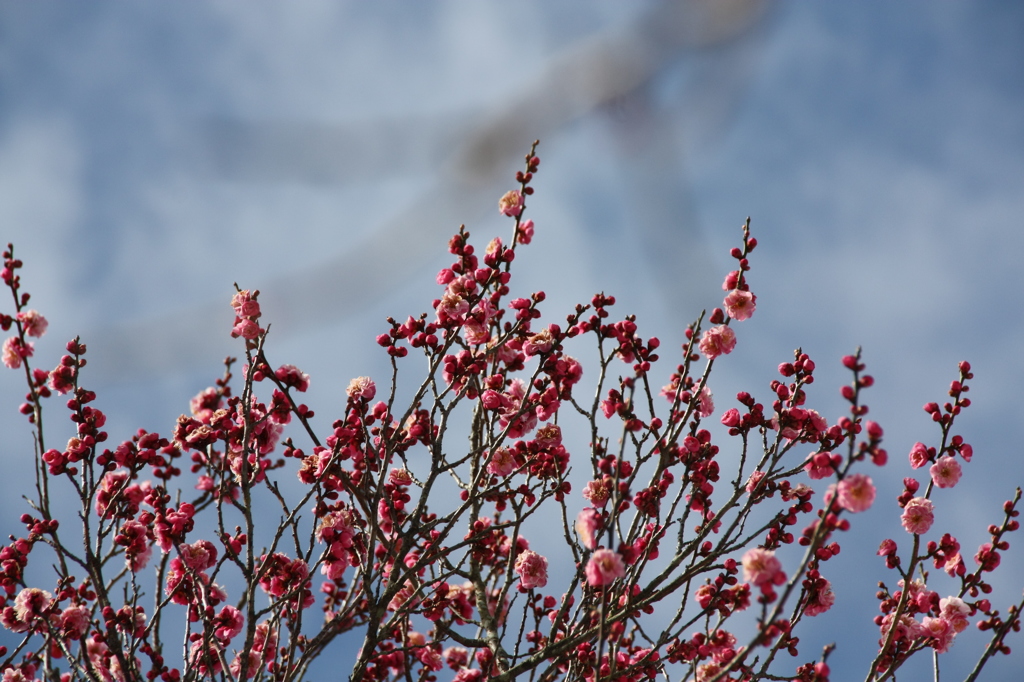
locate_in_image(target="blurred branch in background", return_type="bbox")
[89,0,770,381]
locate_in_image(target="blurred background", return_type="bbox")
[1,1,1022,679]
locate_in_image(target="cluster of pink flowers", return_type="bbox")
[0,154,1021,682]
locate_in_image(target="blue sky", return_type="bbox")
[1,1,1022,679]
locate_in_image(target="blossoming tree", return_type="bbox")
[0,143,1020,682]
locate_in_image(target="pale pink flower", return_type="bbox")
[920,616,955,653]
[940,596,971,633]
[698,325,736,360]
[514,550,548,589]
[347,376,376,401]
[723,289,756,321]
[741,548,784,588]
[2,336,31,369]
[498,189,524,217]
[462,320,490,345]
[909,442,931,469]
[901,497,935,535]
[582,478,612,508]
[836,473,876,512]
[61,605,91,639]
[930,457,962,489]
[486,447,516,477]
[585,549,625,587]
[696,385,714,418]
[13,587,51,623]
[576,508,602,550]
[230,290,261,318]
[16,310,47,338]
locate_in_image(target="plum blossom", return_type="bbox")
[16,310,47,337]
[514,550,548,589]
[698,325,736,360]
[585,549,625,587]
[486,447,516,477]
[2,336,31,369]
[498,189,523,217]
[576,508,602,550]
[836,473,876,512]
[909,442,931,469]
[940,596,971,633]
[582,478,612,508]
[696,385,714,418]
[741,548,785,589]
[901,497,935,535]
[930,457,962,489]
[723,289,756,321]
[347,376,376,401]
[803,578,835,616]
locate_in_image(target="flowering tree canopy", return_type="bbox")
[0,143,1020,682]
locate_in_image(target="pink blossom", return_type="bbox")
[920,616,955,653]
[179,539,219,572]
[940,596,971,633]
[745,470,766,495]
[901,497,935,535]
[13,588,51,625]
[576,508,602,550]
[723,290,756,321]
[698,325,736,360]
[275,364,310,392]
[213,605,244,642]
[696,385,714,418]
[486,447,516,477]
[582,478,612,508]
[2,336,31,369]
[836,473,876,512]
[347,376,376,401]
[514,550,549,589]
[585,549,625,587]
[930,457,962,489]
[803,452,835,480]
[516,218,535,245]
[741,548,785,588]
[498,189,524,217]
[230,289,261,318]
[803,578,835,617]
[534,423,562,447]
[231,318,260,340]
[522,328,554,356]
[908,442,931,469]
[60,605,91,639]
[16,310,47,338]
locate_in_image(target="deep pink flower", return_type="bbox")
[698,325,736,360]
[516,218,534,245]
[585,549,625,587]
[837,473,876,513]
[908,442,930,469]
[742,548,784,589]
[498,190,523,217]
[930,457,962,489]
[347,376,376,401]
[803,578,835,617]
[514,550,548,589]
[576,508,602,550]
[901,497,935,535]
[723,289,756,321]
[16,310,47,338]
